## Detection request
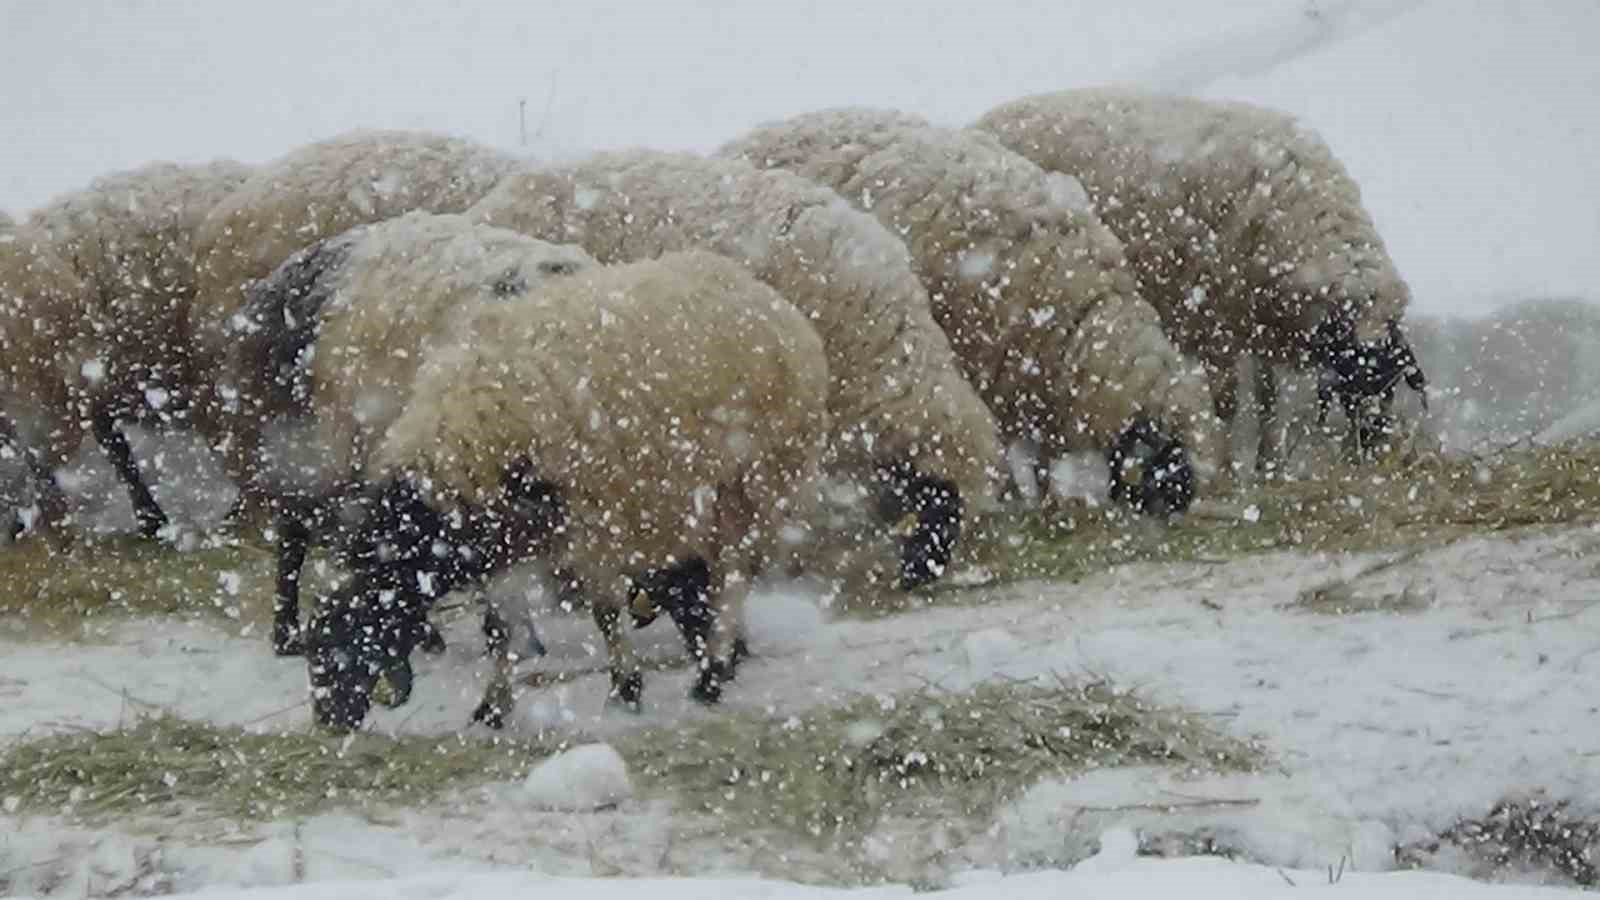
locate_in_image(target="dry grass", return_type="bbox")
[632,676,1265,854]
[0,714,564,822]
[10,442,1596,629]
[0,675,1262,853]
[826,441,1600,618]
[1399,796,1600,888]
[0,533,350,641]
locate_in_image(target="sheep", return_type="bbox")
[304,250,831,730]
[217,211,595,656]
[975,88,1428,475]
[19,160,253,538]
[190,130,521,500]
[0,214,102,543]
[467,149,1004,588]
[720,108,1222,513]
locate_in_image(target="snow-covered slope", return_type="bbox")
[3,1,1595,316]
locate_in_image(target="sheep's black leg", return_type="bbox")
[91,412,169,540]
[416,616,447,655]
[1340,393,1364,462]
[897,473,963,591]
[1315,379,1335,429]
[1253,360,1280,475]
[1,412,75,543]
[1207,361,1240,479]
[481,595,510,656]
[592,602,643,711]
[470,595,516,729]
[1031,453,1055,506]
[272,498,314,656]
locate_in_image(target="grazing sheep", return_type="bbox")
[305,250,830,730]
[0,215,99,542]
[976,88,1427,474]
[220,211,594,655]
[190,130,520,494]
[468,150,1003,588]
[21,160,252,537]
[721,108,1221,513]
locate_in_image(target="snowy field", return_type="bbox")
[4,0,1599,898]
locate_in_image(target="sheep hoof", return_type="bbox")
[470,700,506,729]
[372,660,414,709]
[272,623,305,657]
[606,671,643,713]
[136,516,170,542]
[691,660,730,705]
[471,682,515,729]
[418,623,447,655]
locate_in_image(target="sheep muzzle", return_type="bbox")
[1107,419,1195,517]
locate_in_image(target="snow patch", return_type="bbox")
[961,627,1022,676]
[521,743,633,811]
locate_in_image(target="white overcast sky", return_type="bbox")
[3,0,1596,316]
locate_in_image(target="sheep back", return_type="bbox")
[191,130,521,388]
[376,249,831,582]
[722,109,1221,472]
[468,149,1001,505]
[225,211,594,493]
[27,159,253,422]
[976,88,1410,357]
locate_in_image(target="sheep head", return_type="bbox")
[873,460,964,591]
[629,556,714,653]
[305,579,432,732]
[1107,417,1195,517]
[1310,314,1428,408]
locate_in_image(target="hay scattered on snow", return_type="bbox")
[634,676,1265,850]
[0,715,564,822]
[1400,795,1600,888]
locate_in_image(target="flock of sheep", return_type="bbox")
[0,87,1428,731]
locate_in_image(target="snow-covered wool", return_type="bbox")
[21,160,253,536]
[0,214,100,541]
[976,88,1421,473]
[221,211,594,654]
[190,130,519,453]
[721,108,1221,510]
[306,250,831,729]
[468,149,1003,588]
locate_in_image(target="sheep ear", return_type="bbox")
[629,586,660,626]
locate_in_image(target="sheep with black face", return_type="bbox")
[721,108,1220,513]
[977,88,1427,475]
[218,211,594,656]
[190,130,520,503]
[467,150,1004,590]
[307,250,830,730]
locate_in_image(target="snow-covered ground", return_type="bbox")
[11,858,1587,900]
[5,522,1600,896]
[4,2,1597,898]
